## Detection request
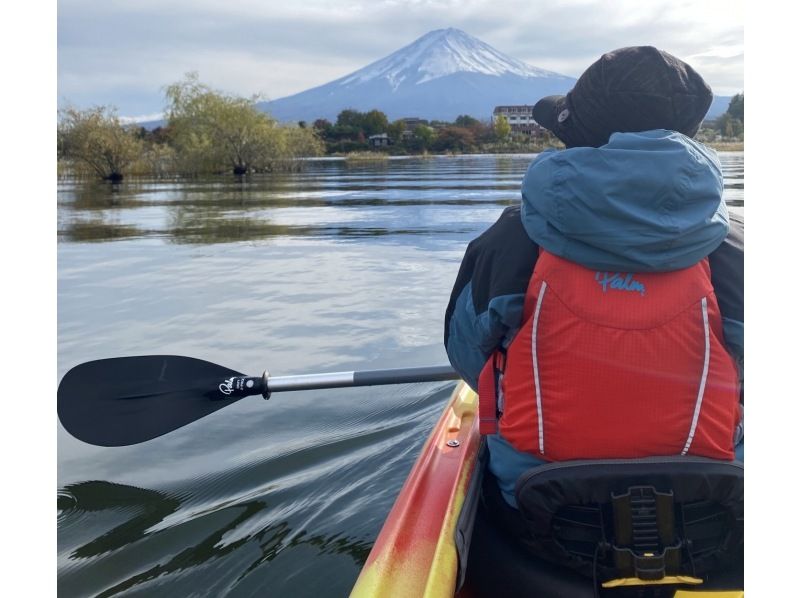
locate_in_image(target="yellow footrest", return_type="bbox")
[674,591,744,598]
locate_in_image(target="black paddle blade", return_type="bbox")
[58,355,249,447]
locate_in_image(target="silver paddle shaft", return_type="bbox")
[265,364,459,393]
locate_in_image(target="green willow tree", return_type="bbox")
[58,106,144,181]
[165,73,322,175]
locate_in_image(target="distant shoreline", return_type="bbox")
[334,141,743,158]
[706,142,744,152]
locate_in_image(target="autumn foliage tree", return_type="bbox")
[432,126,476,152]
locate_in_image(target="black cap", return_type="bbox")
[532,46,713,148]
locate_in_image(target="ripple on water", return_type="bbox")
[58,154,742,597]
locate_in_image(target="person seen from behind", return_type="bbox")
[444,45,744,509]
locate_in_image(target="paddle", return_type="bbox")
[57,355,459,447]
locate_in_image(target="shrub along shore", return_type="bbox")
[58,77,744,182]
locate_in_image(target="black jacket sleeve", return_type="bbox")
[444,206,539,388]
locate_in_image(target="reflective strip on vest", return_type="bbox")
[531,281,547,455]
[682,297,711,455]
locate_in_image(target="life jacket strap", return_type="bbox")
[478,351,505,435]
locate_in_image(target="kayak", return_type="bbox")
[349,381,745,598]
[349,381,482,598]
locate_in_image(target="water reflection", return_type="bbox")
[57,156,537,244]
[58,153,745,245]
[58,156,531,244]
[58,480,372,597]
[62,219,145,242]
[167,209,320,243]
[59,481,183,558]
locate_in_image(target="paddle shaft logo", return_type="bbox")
[594,271,646,296]
[219,376,257,397]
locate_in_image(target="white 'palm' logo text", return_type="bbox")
[219,377,235,395]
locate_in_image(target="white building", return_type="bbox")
[368,133,391,147]
[492,105,545,136]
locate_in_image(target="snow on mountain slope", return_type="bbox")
[260,28,575,122]
[338,28,562,90]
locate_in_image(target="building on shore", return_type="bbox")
[492,105,547,137]
[368,133,391,147]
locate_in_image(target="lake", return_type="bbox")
[57,152,744,597]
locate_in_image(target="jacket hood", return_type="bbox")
[520,129,729,272]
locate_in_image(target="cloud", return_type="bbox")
[57,0,744,117]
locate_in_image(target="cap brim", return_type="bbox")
[532,95,566,134]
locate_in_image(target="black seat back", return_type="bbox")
[513,457,743,584]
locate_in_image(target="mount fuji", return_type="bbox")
[259,28,576,123]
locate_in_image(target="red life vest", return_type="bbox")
[478,251,740,461]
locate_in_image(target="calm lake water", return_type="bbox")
[57,152,744,597]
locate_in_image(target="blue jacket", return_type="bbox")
[444,130,743,506]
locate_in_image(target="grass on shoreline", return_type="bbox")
[706,141,744,152]
[344,151,390,161]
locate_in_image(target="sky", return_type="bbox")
[57,0,744,121]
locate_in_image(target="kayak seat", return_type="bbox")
[511,457,743,592]
[462,457,742,597]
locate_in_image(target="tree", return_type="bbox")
[727,93,744,122]
[332,108,389,137]
[165,72,287,174]
[404,124,435,152]
[336,109,363,129]
[454,114,480,128]
[387,120,406,144]
[58,105,144,181]
[413,125,434,145]
[282,126,325,160]
[432,126,476,152]
[361,109,390,137]
[716,113,743,139]
[704,93,744,141]
[713,92,744,140]
[493,114,511,140]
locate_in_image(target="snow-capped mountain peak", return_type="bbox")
[260,28,576,122]
[339,28,560,90]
